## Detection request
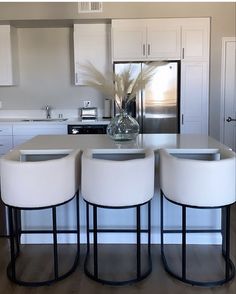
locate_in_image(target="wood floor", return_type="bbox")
[0,204,235,294]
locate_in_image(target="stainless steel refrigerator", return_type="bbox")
[114,61,180,133]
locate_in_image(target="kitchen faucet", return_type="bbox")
[45,105,51,119]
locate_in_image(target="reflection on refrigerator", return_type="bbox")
[114,61,180,134]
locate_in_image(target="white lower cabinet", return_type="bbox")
[13,124,67,147]
[0,124,13,155]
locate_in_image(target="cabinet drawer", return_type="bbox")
[0,135,13,155]
[0,124,13,135]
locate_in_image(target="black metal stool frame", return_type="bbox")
[6,191,80,287]
[84,199,152,286]
[160,190,235,287]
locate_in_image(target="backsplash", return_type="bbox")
[0,108,104,119]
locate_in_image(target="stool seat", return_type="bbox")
[159,148,236,287]
[1,149,80,208]
[160,148,236,207]
[82,149,154,207]
[0,149,81,287]
[81,149,155,285]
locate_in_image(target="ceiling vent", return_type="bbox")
[78,2,103,13]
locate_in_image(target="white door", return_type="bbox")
[220,38,236,151]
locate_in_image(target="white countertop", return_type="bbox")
[0,118,110,125]
[16,134,230,154]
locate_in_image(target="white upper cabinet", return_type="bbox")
[73,24,111,85]
[112,20,146,61]
[112,19,181,61]
[181,18,210,61]
[146,19,181,60]
[0,25,18,86]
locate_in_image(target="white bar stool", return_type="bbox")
[159,148,236,287]
[0,149,81,286]
[81,149,155,285]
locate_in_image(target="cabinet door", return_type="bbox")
[112,20,146,61]
[0,25,17,85]
[181,18,210,61]
[0,26,13,85]
[74,24,111,85]
[147,19,181,60]
[180,62,209,134]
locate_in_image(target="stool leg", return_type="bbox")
[52,207,58,279]
[137,205,141,279]
[160,191,164,255]
[221,207,226,255]
[182,205,186,282]
[93,205,98,279]
[86,203,90,253]
[14,209,21,254]
[76,192,80,255]
[8,207,16,281]
[225,205,231,280]
[148,201,151,256]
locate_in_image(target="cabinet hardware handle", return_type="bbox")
[143,44,145,56]
[182,48,185,59]
[148,44,151,56]
[75,73,78,84]
[226,116,236,122]
[181,114,184,125]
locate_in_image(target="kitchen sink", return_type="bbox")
[20,118,68,122]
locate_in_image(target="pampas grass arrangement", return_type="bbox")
[82,62,166,111]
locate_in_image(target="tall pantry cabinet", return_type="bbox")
[180,18,210,134]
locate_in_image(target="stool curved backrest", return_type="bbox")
[159,148,236,207]
[0,149,81,208]
[81,149,155,207]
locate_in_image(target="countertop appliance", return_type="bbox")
[68,124,107,135]
[114,61,180,133]
[80,107,97,120]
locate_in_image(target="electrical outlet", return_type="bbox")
[83,100,91,108]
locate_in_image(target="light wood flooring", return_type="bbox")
[0,204,235,294]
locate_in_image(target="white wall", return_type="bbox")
[0,2,235,140]
[0,27,104,111]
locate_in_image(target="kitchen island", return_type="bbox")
[13,134,233,245]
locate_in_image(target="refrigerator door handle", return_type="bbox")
[142,44,146,56]
[148,44,151,56]
[137,90,143,133]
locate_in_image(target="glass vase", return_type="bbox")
[106,109,140,141]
